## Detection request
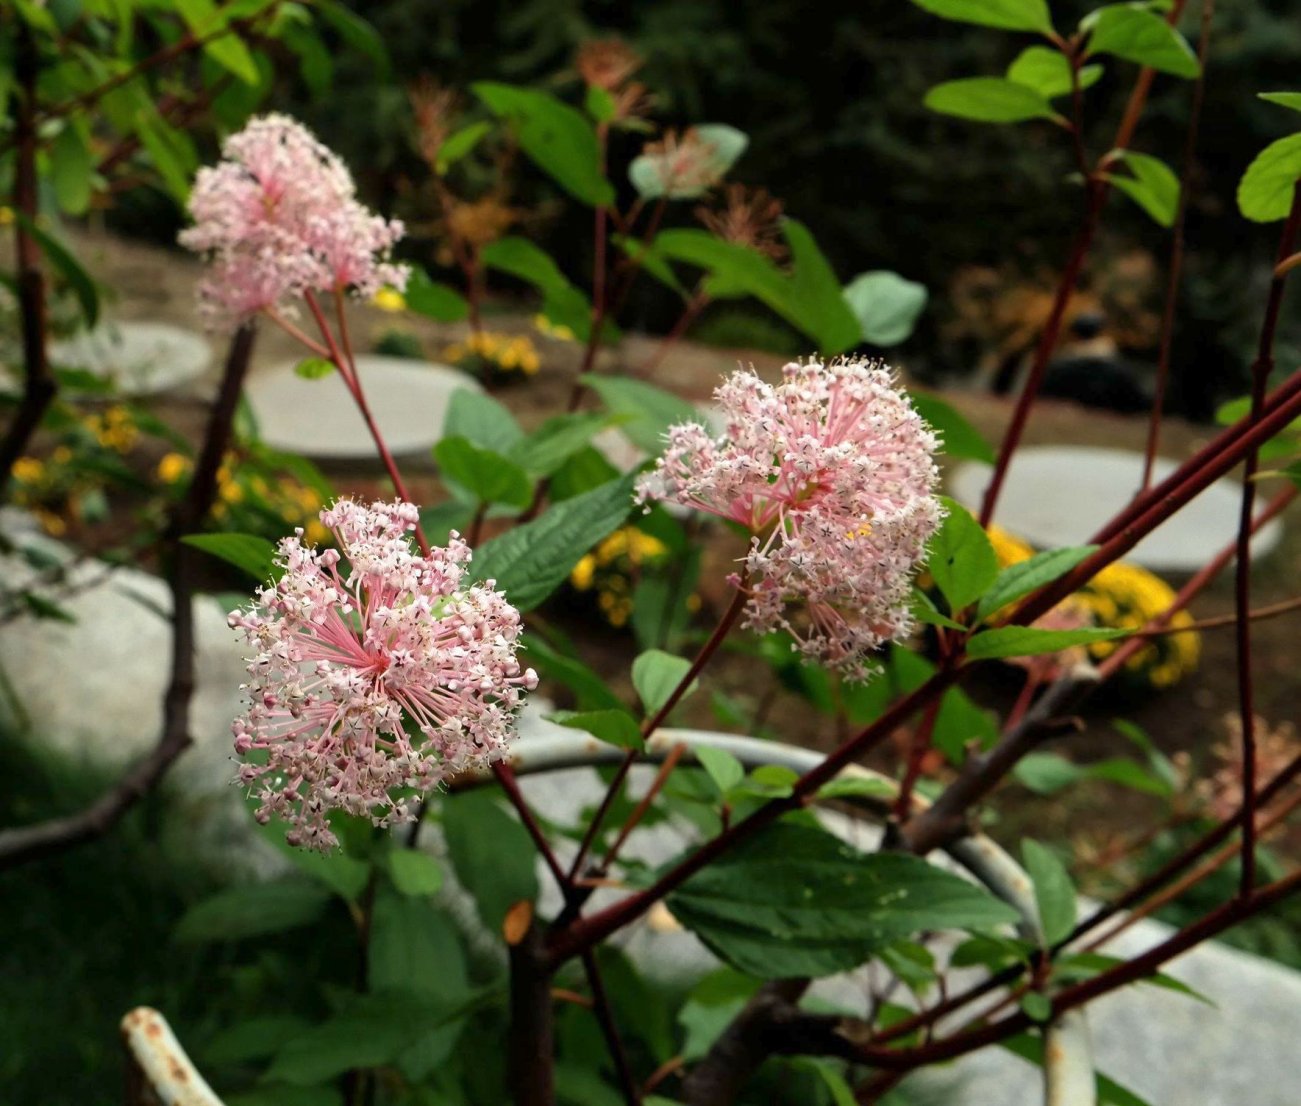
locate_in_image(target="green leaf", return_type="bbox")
[13,213,98,325]
[1055,951,1213,1004]
[677,970,762,1061]
[911,587,967,630]
[202,1017,313,1066]
[1007,46,1103,99]
[924,77,1061,124]
[437,120,492,174]
[473,82,614,207]
[471,473,636,610]
[909,393,995,463]
[523,636,624,711]
[442,389,523,452]
[581,374,698,454]
[815,776,897,802]
[175,881,331,943]
[316,0,389,76]
[1259,92,1301,114]
[1086,6,1200,79]
[1237,133,1301,224]
[967,624,1127,659]
[384,850,444,897]
[1001,1034,1155,1106]
[734,764,799,800]
[434,435,533,508]
[928,497,999,613]
[293,357,334,380]
[612,234,688,298]
[1019,991,1053,1022]
[405,266,469,322]
[441,790,538,932]
[1013,751,1084,794]
[182,531,277,583]
[1021,839,1076,945]
[225,1087,342,1106]
[134,108,196,203]
[508,412,614,476]
[585,84,617,122]
[695,745,746,795]
[254,818,371,900]
[977,545,1097,620]
[842,270,928,346]
[632,649,695,716]
[368,885,466,1000]
[51,122,93,215]
[667,821,1019,978]
[480,236,600,342]
[175,0,261,84]
[549,708,644,750]
[1108,150,1180,228]
[909,0,1054,34]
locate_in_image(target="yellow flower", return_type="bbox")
[34,508,67,536]
[570,554,597,591]
[534,314,577,343]
[0,207,13,226]
[987,523,1035,568]
[156,453,191,484]
[51,446,73,465]
[372,287,407,313]
[305,520,331,546]
[12,456,45,484]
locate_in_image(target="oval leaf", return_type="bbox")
[910,0,1054,34]
[1238,133,1301,224]
[924,77,1060,124]
[966,624,1128,659]
[842,270,928,346]
[1086,7,1200,79]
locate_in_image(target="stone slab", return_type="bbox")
[951,446,1284,572]
[48,321,213,396]
[245,356,482,459]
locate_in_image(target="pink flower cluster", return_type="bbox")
[229,499,537,849]
[180,114,407,328]
[638,359,942,676]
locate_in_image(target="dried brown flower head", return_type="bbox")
[1200,714,1301,824]
[696,184,787,260]
[446,195,518,249]
[409,77,460,170]
[576,38,643,92]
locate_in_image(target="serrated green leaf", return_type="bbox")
[842,270,928,346]
[473,82,613,206]
[1022,839,1076,945]
[175,881,331,943]
[695,745,745,795]
[667,822,1019,978]
[1238,133,1301,223]
[1086,6,1200,79]
[471,473,636,610]
[182,531,277,583]
[632,649,696,716]
[924,77,1061,124]
[549,708,644,750]
[1007,45,1103,99]
[910,392,995,463]
[928,497,999,613]
[910,0,1054,34]
[967,624,1127,659]
[385,849,444,897]
[977,545,1097,620]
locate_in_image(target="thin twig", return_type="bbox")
[1131,595,1301,637]
[581,950,641,1105]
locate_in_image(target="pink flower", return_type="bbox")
[229,499,537,849]
[180,114,407,328]
[638,358,942,676]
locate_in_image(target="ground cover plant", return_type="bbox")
[3,1,1301,1104]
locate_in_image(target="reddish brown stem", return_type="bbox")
[598,742,687,875]
[1140,0,1215,492]
[637,288,710,378]
[1233,180,1301,896]
[581,950,641,1105]
[1132,594,1301,637]
[893,694,942,822]
[493,761,570,897]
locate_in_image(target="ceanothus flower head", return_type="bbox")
[180,114,407,328]
[229,499,537,850]
[637,358,942,676]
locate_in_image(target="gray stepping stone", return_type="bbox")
[49,321,213,395]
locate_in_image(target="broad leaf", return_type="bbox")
[1108,151,1180,228]
[441,790,538,932]
[632,649,696,716]
[1238,133,1301,223]
[842,270,928,346]
[480,236,601,341]
[14,213,99,325]
[1007,46,1103,99]
[695,745,746,795]
[368,885,466,1000]
[927,498,999,613]
[581,374,698,455]
[909,393,995,463]
[471,474,636,610]
[508,412,614,476]
[1021,839,1076,945]
[977,545,1096,620]
[1085,6,1200,79]
[1259,92,1301,115]
[966,624,1127,659]
[385,850,444,897]
[182,532,278,583]
[549,708,644,750]
[523,636,625,711]
[667,821,1019,978]
[436,121,492,174]
[405,266,469,322]
[434,436,533,509]
[910,0,1054,34]
[442,389,523,452]
[924,78,1060,124]
[175,881,331,943]
[293,357,334,380]
[473,82,614,206]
